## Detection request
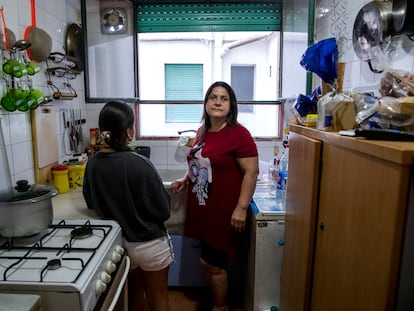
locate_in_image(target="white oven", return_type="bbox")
[0,219,129,311]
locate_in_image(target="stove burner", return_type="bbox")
[47,259,61,270]
[71,226,93,239]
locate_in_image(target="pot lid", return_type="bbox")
[353,2,385,61]
[0,180,57,204]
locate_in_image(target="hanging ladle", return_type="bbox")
[11,40,31,52]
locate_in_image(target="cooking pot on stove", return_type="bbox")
[0,180,58,237]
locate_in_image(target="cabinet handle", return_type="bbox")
[319,222,325,231]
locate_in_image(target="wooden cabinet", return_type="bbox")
[280,125,414,311]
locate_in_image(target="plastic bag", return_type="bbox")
[300,37,338,85]
[355,95,414,132]
[292,87,320,126]
[317,91,355,131]
[379,69,414,98]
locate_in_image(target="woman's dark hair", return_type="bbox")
[99,101,134,151]
[198,81,239,140]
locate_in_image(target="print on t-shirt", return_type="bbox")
[188,145,211,206]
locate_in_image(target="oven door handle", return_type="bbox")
[108,255,130,311]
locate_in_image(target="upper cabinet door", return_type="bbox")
[280,131,322,311]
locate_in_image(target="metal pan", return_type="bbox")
[0,7,16,50]
[24,0,52,62]
[65,23,83,71]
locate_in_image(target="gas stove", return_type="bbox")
[0,219,125,311]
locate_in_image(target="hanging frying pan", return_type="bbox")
[24,0,52,62]
[0,7,16,51]
[352,1,395,73]
[65,23,83,71]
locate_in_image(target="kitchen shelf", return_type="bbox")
[47,52,81,79]
[46,67,80,79]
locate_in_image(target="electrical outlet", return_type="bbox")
[273,146,279,156]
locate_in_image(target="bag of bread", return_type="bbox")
[317,91,354,131]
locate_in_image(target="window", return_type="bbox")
[165,64,203,123]
[137,1,284,138]
[83,0,304,139]
[231,65,254,113]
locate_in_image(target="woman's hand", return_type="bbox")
[231,206,247,232]
[171,177,187,193]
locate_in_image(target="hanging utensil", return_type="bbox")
[0,7,18,57]
[62,109,72,156]
[393,0,414,37]
[352,1,395,73]
[65,23,83,71]
[24,0,52,62]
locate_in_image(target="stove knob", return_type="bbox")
[111,251,122,263]
[95,280,107,295]
[100,271,112,284]
[106,260,116,273]
[115,245,125,255]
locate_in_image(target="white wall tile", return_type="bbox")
[11,141,33,175]
[9,112,31,144]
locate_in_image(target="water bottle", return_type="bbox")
[277,142,289,209]
[268,158,279,195]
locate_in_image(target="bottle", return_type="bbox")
[268,158,279,195]
[277,141,289,209]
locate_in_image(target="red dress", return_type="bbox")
[184,124,258,259]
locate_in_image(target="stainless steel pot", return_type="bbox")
[393,0,414,35]
[352,1,395,73]
[0,180,58,237]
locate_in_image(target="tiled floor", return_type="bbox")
[168,287,245,311]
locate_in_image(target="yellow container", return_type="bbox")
[68,163,86,189]
[52,165,69,194]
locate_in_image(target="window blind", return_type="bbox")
[137,2,282,33]
[165,64,203,123]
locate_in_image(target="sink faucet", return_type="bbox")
[177,130,197,135]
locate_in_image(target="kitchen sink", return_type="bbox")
[158,169,187,235]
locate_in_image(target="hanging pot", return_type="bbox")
[393,0,414,35]
[352,1,395,73]
[24,0,52,62]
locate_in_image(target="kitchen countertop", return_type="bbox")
[252,184,285,220]
[52,189,98,220]
[0,293,41,311]
[53,185,285,222]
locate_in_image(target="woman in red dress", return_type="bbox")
[172,81,259,311]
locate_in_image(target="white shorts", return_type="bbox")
[123,235,174,271]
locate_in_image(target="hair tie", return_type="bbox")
[100,131,111,144]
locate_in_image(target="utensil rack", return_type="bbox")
[46,52,80,100]
[47,52,81,78]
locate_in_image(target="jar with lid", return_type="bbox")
[52,165,69,194]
